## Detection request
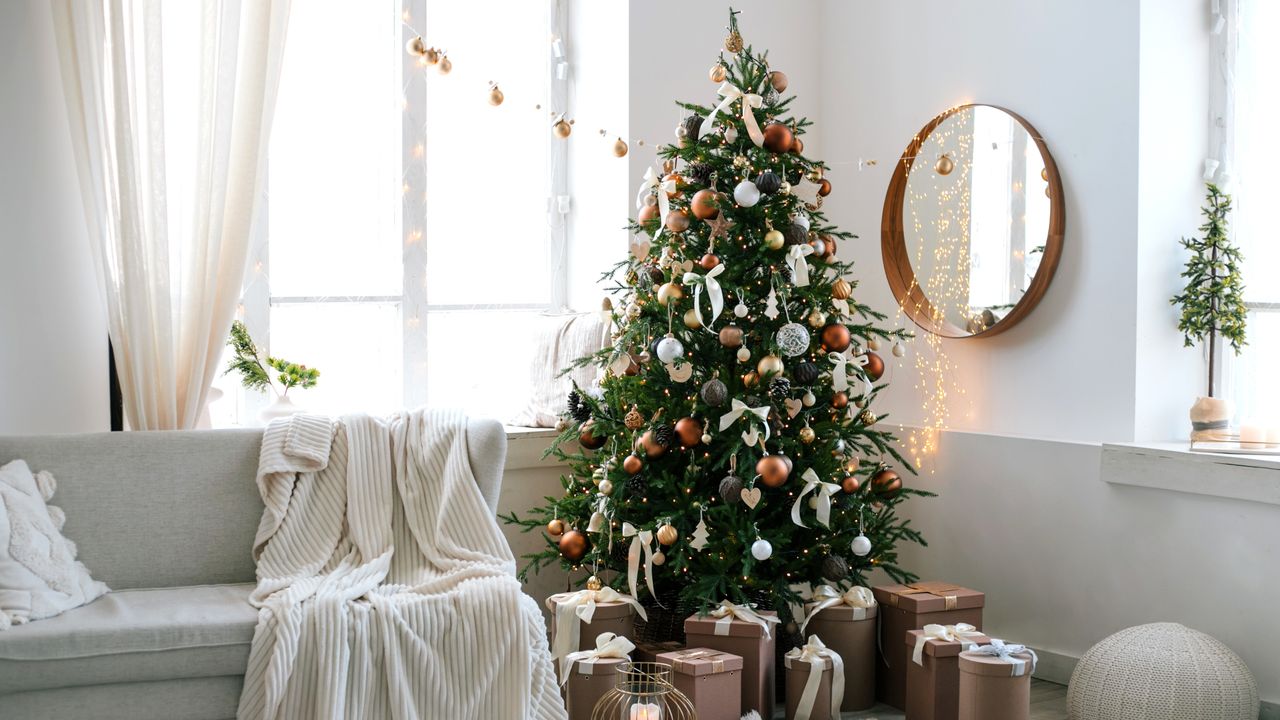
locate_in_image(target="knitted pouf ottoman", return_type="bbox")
[1067,623,1258,720]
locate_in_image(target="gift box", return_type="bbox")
[958,647,1035,720]
[547,590,638,656]
[872,581,984,709]
[904,627,991,720]
[634,639,684,664]
[802,598,876,711]
[784,651,838,720]
[564,657,627,720]
[684,607,778,716]
[655,647,744,720]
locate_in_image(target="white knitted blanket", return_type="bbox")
[236,410,566,720]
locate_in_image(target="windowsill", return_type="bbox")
[504,425,567,471]
[1100,442,1280,506]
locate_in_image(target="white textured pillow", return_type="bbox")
[0,460,108,630]
[509,312,611,427]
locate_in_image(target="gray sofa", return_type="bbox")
[0,421,507,720]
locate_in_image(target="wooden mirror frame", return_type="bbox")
[881,104,1065,339]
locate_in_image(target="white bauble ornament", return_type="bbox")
[652,551,666,566]
[867,337,881,351]
[734,302,749,318]
[725,126,739,143]
[802,390,816,407]
[776,322,812,357]
[851,533,872,556]
[736,347,751,362]
[892,341,906,357]
[656,334,684,363]
[599,479,614,496]
[751,538,774,560]
[701,433,713,444]
[791,213,810,232]
[807,496,819,509]
[733,180,762,207]
[626,302,642,318]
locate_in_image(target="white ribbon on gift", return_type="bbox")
[709,599,781,639]
[718,398,772,443]
[791,469,841,529]
[622,522,660,605]
[546,586,648,677]
[799,584,876,632]
[786,243,815,287]
[785,635,846,720]
[636,166,674,239]
[683,263,726,329]
[559,632,635,686]
[707,81,765,148]
[969,639,1039,677]
[911,622,987,666]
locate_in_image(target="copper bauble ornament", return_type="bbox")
[553,118,572,138]
[871,467,902,497]
[558,530,588,562]
[769,70,789,92]
[656,523,678,546]
[791,136,805,154]
[861,351,885,381]
[437,56,453,74]
[762,123,794,153]
[546,518,565,537]
[657,282,684,306]
[743,370,760,388]
[935,154,955,176]
[675,417,703,447]
[757,455,790,487]
[662,172,685,195]
[718,325,744,348]
[622,454,644,475]
[683,308,702,330]
[832,391,849,409]
[821,324,852,352]
[698,253,721,270]
[757,354,784,377]
[818,178,832,197]
[612,137,629,157]
[710,63,727,83]
[841,475,861,494]
[578,420,606,450]
[664,209,690,233]
[639,430,668,458]
[832,278,853,300]
[638,203,660,224]
[799,426,816,444]
[690,189,720,220]
[488,84,504,106]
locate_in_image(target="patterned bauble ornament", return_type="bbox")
[656,334,684,363]
[756,171,781,195]
[799,425,816,444]
[793,361,820,385]
[832,278,853,300]
[700,377,729,406]
[821,554,849,581]
[681,114,704,142]
[656,523,678,546]
[776,322,812,357]
[719,475,744,504]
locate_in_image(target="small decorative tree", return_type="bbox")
[1170,183,1247,398]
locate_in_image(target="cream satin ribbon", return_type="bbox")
[718,398,772,442]
[785,635,845,720]
[547,586,647,676]
[786,244,815,286]
[799,584,876,632]
[559,632,635,685]
[622,522,660,605]
[969,639,1038,677]
[707,81,765,148]
[709,599,780,639]
[791,469,841,529]
[682,263,726,329]
[912,622,987,666]
[636,166,674,238]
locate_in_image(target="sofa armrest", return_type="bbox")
[465,418,506,515]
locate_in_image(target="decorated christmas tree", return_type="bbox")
[503,9,929,639]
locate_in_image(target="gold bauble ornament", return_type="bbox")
[423,47,440,65]
[664,209,691,233]
[586,575,603,591]
[935,154,955,176]
[553,118,572,139]
[757,354,784,377]
[799,425,816,444]
[657,282,684,306]
[769,70,789,93]
[656,523,679,545]
[764,229,786,250]
[437,55,453,75]
[487,85,504,106]
[624,406,644,430]
[808,310,828,329]
[710,63,727,83]
[613,137,629,157]
[546,518,565,537]
[718,325,744,348]
[832,278,853,300]
[406,36,427,56]
[743,370,760,388]
[859,408,878,426]
[683,308,702,329]
[724,30,744,53]
[622,453,644,475]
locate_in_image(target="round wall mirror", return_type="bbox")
[881,104,1064,338]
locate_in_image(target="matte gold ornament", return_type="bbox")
[406,36,428,56]
[599,479,614,496]
[553,118,572,138]
[487,84,504,106]
[656,523,679,545]
[867,338,881,351]
[769,70,789,92]
[832,278,853,300]
[625,406,644,430]
[799,425,816,444]
[724,30,743,53]
[764,228,785,250]
[613,137,629,157]
[437,55,453,74]
[710,63,727,83]
[586,575,603,591]
[546,518,565,537]
[1041,167,1049,182]
[657,282,684,306]
[808,310,828,329]
[756,354,784,377]
[935,154,955,176]
[558,530,588,562]
[718,325,744,348]
[683,308,702,329]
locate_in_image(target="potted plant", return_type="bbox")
[224,320,320,423]
[1170,183,1247,441]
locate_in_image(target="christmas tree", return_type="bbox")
[503,9,929,638]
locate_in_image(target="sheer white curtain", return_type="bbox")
[51,0,291,429]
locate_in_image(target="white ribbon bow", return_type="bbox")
[636,166,673,239]
[683,263,726,329]
[970,639,1039,677]
[707,81,765,148]
[546,586,648,676]
[718,398,772,443]
[912,622,987,666]
[791,469,841,529]
[709,599,781,639]
[559,632,635,686]
[786,244,815,286]
[622,522,660,605]
[799,584,876,632]
[785,635,845,720]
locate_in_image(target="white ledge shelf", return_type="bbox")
[1101,442,1280,506]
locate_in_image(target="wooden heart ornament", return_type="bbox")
[740,487,762,509]
[784,398,802,418]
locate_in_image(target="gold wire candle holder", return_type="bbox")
[590,662,697,720]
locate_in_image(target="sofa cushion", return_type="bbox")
[0,583,256,695]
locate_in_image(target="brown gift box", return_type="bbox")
[802,602,877,711]
[958,650,1034,720]
[656,647,744,720]
[684,609,778,717]
[784,653,837,720]
[547,593,637,654]
[564,657,627,720]
[904,628,991,720]
[872,581,984,710]
[634,640,684,664]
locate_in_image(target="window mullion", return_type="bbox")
[402,0,430,409]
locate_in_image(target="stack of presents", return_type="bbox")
[547,581,1038,720]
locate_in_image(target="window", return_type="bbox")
[209,0,556,426]
[1223,0,1280,425]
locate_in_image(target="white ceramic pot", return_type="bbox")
[259,394,301,425]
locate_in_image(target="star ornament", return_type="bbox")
[704,212,735,244]
[791,177,822,208]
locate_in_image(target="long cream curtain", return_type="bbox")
[52,0,291,429]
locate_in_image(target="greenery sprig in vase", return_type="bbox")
[225,321,319,420]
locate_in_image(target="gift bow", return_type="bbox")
[786,636,845,720]
[718,398,772,443]
[559,632,635,686]
[827,350,870,394]
[683,263,726,329]
[710,599,781,639]
[799,584,876,632]
[636,166,673,239]
[707,81,765,148]
[970,639,1039,677]
[622,522,660,606]
[912,622,987,666]
[786,243,815,287]
[791,468,841,529]
[547,586,647,676]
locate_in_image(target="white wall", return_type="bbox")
[0,0,108,436]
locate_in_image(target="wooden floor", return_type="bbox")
[772,678,1068,719]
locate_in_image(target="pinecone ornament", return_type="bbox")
[626,473,648,498]
[652,424,674,449]
[769,377,792,402]
[821,554,850,581]
[566,389,591,423]
[687,162,713,186]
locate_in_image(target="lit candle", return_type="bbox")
[630,703,661,720]
[1239,423,1266,447]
